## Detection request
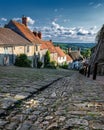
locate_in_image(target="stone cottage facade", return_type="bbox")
[0,28,33,66]
[5,17,43,67]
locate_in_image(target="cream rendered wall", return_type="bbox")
[0,47,4,53]
[0,47,5,65]
[13,45,35,56]
[50,53,58,62]
[57,56,66,65]
[0,44,42,67]
[13,46,25,55]
[25,45,35,56]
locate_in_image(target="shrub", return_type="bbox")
[14,54,32,67]
[37,61,43,68]
[60,62,68,69]
[44,50,50,67]
[49,61,57,69]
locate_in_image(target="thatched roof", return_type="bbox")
[69,50,83,61]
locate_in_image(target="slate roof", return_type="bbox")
[0,28,32,46]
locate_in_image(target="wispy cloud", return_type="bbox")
[63,19,70,23]
[12,17,21,22]
[89,2,103,9]
[89,2,94,6]
[0,18,7,27]
[0,18,7,21]
[54,9,58,12]
[94,3,103,8]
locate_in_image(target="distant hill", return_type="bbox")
[53,42,96,52]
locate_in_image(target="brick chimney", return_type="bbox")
[50,39,52,42]
[22,16,28,27]
[78,48,81,51]
[33,31,38,37]
[68,48,72,53]
[38,31,42,39]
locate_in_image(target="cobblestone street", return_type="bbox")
[0,67,104,130]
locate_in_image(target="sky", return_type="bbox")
[0,0,104,43]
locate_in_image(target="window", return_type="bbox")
[4,47,8,50]
[27,46,29,53]
[4,47,8,54]
[36,45,38,51]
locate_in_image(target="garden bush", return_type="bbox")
[37,61,43,68]
[14,54,32,67]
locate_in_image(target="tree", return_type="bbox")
[44,50,50,67]
[81,49,91,58]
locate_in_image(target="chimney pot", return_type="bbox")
[78,48,81,52]
[38,31,42,39]
[50,39,52,42]
[33,31,38,37]
[22,16,28,27]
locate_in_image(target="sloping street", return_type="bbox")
[0,67,104,130]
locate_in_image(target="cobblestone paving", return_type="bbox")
[0,66,104,130]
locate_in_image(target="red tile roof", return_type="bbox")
[41,41,57,53]
[66,54,73,61]
[40,41,48,50]
[55,46,66,57]
[0,28,32,46]
[6,20,42,45]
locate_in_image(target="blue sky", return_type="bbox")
[0,0,104,43]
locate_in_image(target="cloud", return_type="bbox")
[94,3,103,8]
[63,19,70,23]
[34,21,98,43]
[89,2,103,9]
[51,21,61,29]
[53,18,58,22]
[27,17,35,25]
[12,17,21,22]
[0,18,7,27]
[13,17,35,25]
[0,18,7,21]
[54,9,58,12]
[89,2,94,6]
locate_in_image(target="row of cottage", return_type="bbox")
[0,16,83,67]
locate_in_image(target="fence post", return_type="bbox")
[87,65,91,77]
[93,63,98,80]
[84,66,87,76]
